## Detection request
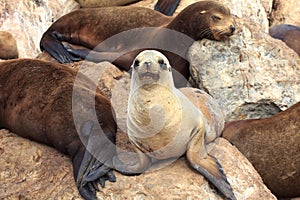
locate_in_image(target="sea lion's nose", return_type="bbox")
[144,61,152,70]
[230,25,235,33]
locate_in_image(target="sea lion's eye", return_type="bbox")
[134,60,140,69]
[212,15,221,21]
[158,59,167,70]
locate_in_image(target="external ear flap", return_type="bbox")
[200,10,207,14]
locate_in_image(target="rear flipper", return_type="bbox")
[187,130,236,200]
[154,0,181,16]
[40,31,81,63]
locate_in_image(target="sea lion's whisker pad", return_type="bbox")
[113,50,236,200]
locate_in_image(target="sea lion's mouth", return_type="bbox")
[139,72,160,81]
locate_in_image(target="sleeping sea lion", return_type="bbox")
[113,50,236,200]
[222,101,300,198]
[40,1,235,87]
[0,59,117,200]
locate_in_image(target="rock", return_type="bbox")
[269,0,300,26]
[0,129,276,199]
[188,0,300,121]
[0,0,79,58]
[0,31,18,59]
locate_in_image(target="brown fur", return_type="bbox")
[222,102,300,198]
[0,59,117,200]
[269,24,300,56]
[40,1,235,87]
[0,31,18,59]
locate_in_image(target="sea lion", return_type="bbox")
[0,31,18,59]
[0,59,117,200]
[222,102,300,198]
[113,50,236,200]
[269,24,300,56]
[75,0,180,16]
[40,1,235,87]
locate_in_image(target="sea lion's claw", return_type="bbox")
[154,0,180,16]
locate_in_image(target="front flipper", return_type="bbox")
[113,144,151,175]
[40,31,81,63]
[154,0,181,16]
[187,129,236,200]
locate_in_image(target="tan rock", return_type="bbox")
[188,0,300,121]
[0,0,79,58]
[0,129,276,199]
[270,0,300,26]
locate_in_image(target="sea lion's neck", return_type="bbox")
[166,12,202,40]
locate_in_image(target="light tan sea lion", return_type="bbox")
[113,50,236,200]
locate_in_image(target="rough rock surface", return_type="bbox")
[0,0,79,58]
[0,129,276,200]
[188,0,300,121]
[269,0,300,26]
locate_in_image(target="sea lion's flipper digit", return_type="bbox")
[154,0,180,16]
[40,31,81,63]
[187,130,236,200]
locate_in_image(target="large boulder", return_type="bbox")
[188,0,300,121]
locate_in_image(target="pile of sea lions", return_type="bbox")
[1,0,299,200]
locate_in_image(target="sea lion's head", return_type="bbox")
[130,50,174,88]
[170,1,236,41]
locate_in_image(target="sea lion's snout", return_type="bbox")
[230,25,235,33]
[138,60,160,82]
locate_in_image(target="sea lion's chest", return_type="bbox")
[127,87,201,159]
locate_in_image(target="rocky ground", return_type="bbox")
[0,0,299,199]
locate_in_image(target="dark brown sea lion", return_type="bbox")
[0,31,18,59]
[0,59,117,200]
[40,1,235,87]
[113,50,236,200]
[269,24,300,56]
[222,102,300,198]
